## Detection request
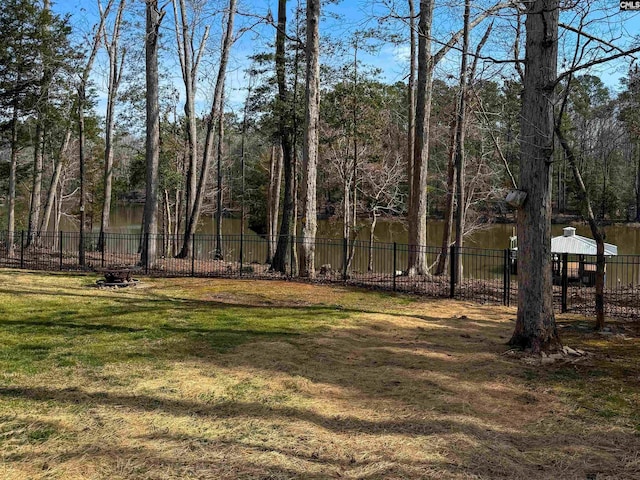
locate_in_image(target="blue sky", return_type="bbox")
[49,0,640,116]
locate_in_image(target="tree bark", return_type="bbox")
[40,127,71,234]
[407,0,434,276]
[636,142,640,221]
[27,121,44,245]
[509,0,561,352]
[454,0,471,282]
[435,120,457,276]
[300,0,320,278]
[407,0,416,211]
[141,0,164,267]
[368,210,378,272]
[78,85,87,266]
[214,87,225,260]
[271,0,296,274]
[266,145,282,264]
[7,105,18,257]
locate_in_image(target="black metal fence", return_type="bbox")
[0,230,638,319]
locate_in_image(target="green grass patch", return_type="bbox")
[0,271,638,479]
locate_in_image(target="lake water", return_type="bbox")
[74,205,640,255]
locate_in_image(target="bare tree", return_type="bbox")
[171,0,210,238]
[177,0,237,258]
[78,0,114,265]
[98,0,127,250]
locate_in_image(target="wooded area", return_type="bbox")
[1,0,639,350]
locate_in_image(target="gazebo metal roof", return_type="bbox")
[551,227,618,256]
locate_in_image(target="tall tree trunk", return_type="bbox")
[407,0,416,210]
[290,2,303,276]
[636,142,640,221]
[271,0,296,274]
[435,120,457,276]
[78,0,112,266]
[172,0,209,234]
[214,88,225,260]
[300,0,320,278]
[266,146,282,263]
[346,38,359,273]
[454,0,471,282]
[99,0,127,251]
[27,0,56,246]
[7,106,18,257]
[141,1,164,267]
[178,0,236,258]
[40,127,71,234]
[405,1,502,276]
[27,122,44,245]
[78,86,87,266]
[407,0,434,276]
[368,210,378,272]
[509,0,561,353]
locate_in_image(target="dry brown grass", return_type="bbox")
[0,272,639,479]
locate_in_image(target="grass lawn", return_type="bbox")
[0,270,638,479]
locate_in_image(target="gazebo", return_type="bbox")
[551,227,618,285]
[509,227,618,285]
[551,227,618,256]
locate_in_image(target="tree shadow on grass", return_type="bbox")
[1,383,638,479]
[1,281,639,478]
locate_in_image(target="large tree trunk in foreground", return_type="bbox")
[300,0,320,278]
[509,0,561,352]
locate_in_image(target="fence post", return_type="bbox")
[562,252,568,313]
[144,233,149,275]
[191,234,196,277]
[290,234,295,277]
[503,249,509,306]
[101,231,105,268]
[239,233,244,277]
[59,231,63,271]
[393,242,397,292]
[342,237,348,281]
[20,230,24,269]
[449,245,457,298]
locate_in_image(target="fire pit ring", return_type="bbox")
[95,268,141,288]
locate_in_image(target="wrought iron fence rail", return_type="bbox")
[0,230,638,319]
